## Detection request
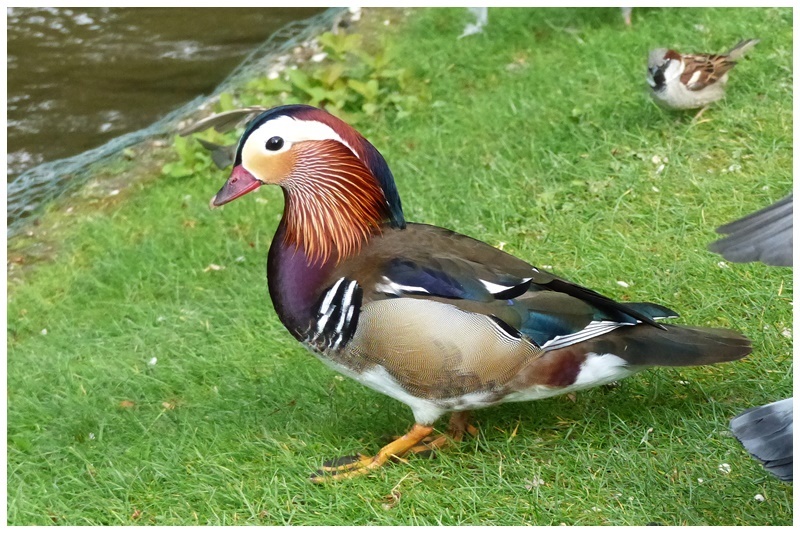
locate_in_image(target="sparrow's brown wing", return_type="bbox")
[680,54,737,91]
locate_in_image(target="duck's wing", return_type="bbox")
[333,223,676,351]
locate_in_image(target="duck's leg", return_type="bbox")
[311,423,434,483]
[407,411,478,455]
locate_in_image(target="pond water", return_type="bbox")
[6,7,324,184]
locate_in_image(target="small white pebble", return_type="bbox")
[267,70,280,80]
[761,185,769,191]
[677,380,690,385]
[542,265,553,270]
[525,476,545,490]
[109,189,120,196]
[148,357,158,367]
[235,256,245,263]
[157,316,165,322]
[591,506,601,512]
[383,19,390,26]
[89,433,95,440]
[41,328,48,335]
[697,478,704,484]
[203,264,225,272]
[754,494,765,502]
[727,164,742,173]
[717,261,729,269]
[616,280,630,288]
[781,328,791,339]
[652,155,662,165]
[655,164,665,175]
[718,463,731,474]
[311,52,327,63]
[652,186,660,192]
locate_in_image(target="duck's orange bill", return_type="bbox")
[210,165,262,207]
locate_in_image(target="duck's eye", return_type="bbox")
[266,136,284,151]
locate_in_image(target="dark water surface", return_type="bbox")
[6,7,324,183]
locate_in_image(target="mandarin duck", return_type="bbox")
[647,39,759,118]
[197,104,751,481]
[708,197,792,482]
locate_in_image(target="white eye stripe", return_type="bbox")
[244,116,360,161]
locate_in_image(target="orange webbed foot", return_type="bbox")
[311,424,434,483]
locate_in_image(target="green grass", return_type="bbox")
[7,7,792,525]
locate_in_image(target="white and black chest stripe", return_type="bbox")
[307,277,362,352]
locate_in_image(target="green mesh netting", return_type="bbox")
[7,7,347,237]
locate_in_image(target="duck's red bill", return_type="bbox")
[211,165,262,207]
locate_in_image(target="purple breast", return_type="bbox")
[267,229,336,340]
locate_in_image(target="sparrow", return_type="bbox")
[647,39,759,114]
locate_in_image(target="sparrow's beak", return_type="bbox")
[646,67,658,88]
[210,165,263,208]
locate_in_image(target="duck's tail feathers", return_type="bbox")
[592,323,751,367]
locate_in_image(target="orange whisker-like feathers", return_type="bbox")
[282,140,391,265]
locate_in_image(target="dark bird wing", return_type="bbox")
[708,195,793,267]
[179,106,270,136]
[196,138,237,170]
[730,398,793,482]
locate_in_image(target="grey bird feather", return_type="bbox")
[709,196,792,483]
[196,138,238,170]
[726,38,760,61]
[179,106,270,136]
[708,195,792,267]
[729,398,793,482]
[179,106,271,169]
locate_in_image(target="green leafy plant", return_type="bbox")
[237,31,421,118]
[161,134,215,178]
